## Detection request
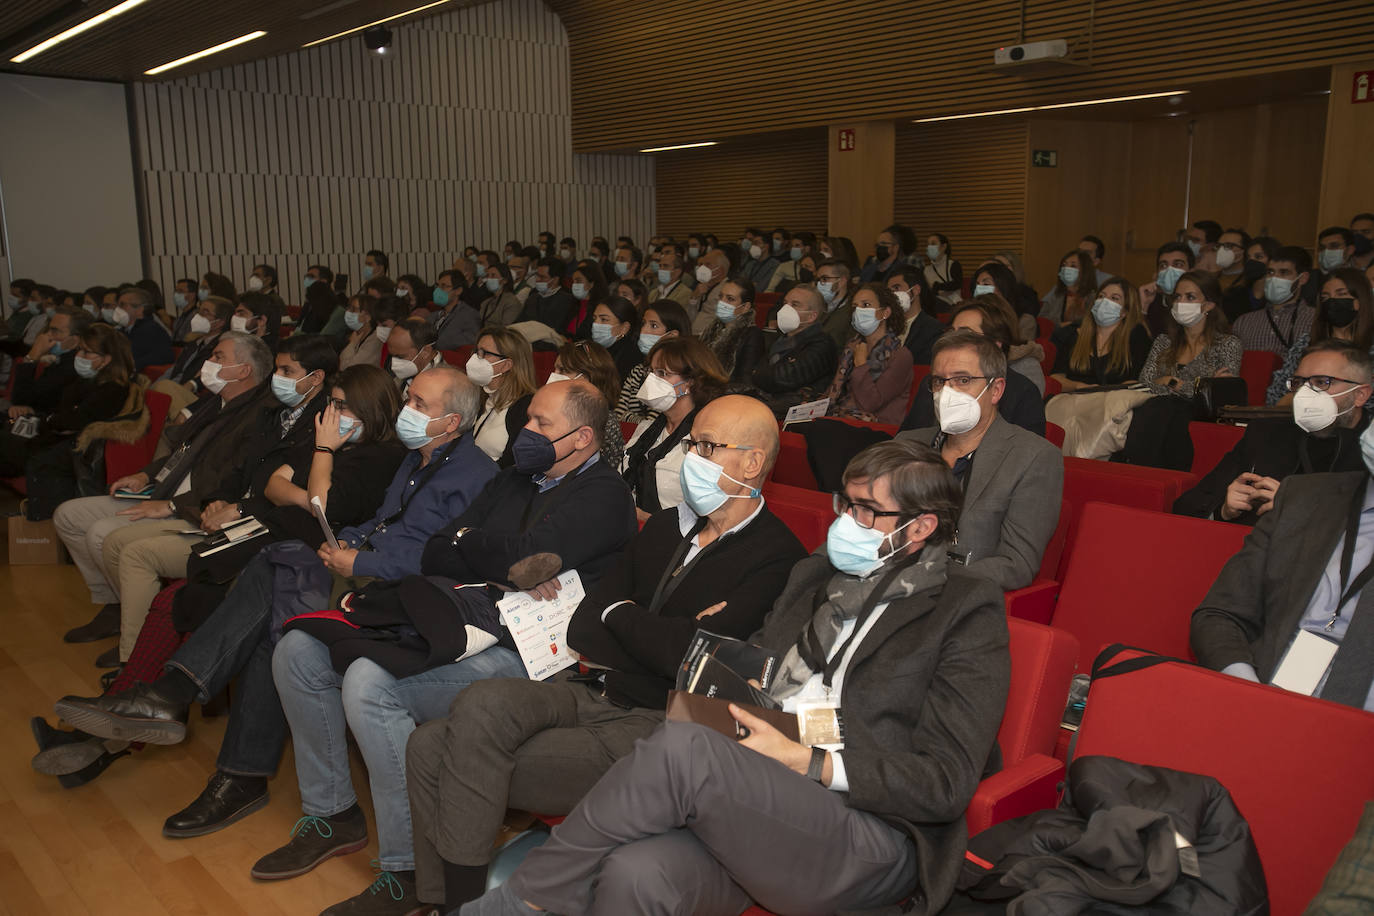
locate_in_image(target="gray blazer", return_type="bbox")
[1192,470,1365,679]
[897,414,1064,590]
[755,552,1010,916]
[428,303,480,351]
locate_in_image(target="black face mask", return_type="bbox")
[799,268,815,284]
[1242,259,1268,283]
[1326,297,1359,329]
[1353,234,1373,257]
[875,244,890,261]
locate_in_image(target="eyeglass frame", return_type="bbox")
[929,373,990,391]
[832,491,907,530]
[679,437,756,459]
[1288,375,1368,393]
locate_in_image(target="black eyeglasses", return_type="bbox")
[1288,375,1366,393]
[929,374,989,391]
[679,438,754,459]
[327,397,352,411]
[474,347,507,361]
[833,492,906,530]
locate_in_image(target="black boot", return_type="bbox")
[64,603,120,642]
[54,681,190,745]
[162,771,269,838]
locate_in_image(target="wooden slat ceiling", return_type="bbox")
[546,0,1373,153]
[0,0,488,82]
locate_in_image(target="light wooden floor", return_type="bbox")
[0,558,389,916]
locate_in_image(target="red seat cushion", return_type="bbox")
[1239,350,1281,406]
[1189,421,1244,477]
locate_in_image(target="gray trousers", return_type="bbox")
[405,675,665,903]
[505,721,919,916]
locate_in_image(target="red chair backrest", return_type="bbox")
[1239,350,1281,406]
[1045,422,1065,450]
[754,292,779,329]
[1075,661,1374,916]
[141,364,171,382]
[105,389,172,484]
[1037,340,1056,378]
[620,420,640,444]
[761,482,832,551]
[1043,375,1062,399]
[1189,421,1244,477]
[1036,499,1070,582]
[1050,501,1249,664]
[1060,458,1198,570]
[441,347,473,368]
[770,430,818,489]
[999,619,1079,766]
[532,350,557,385]
[1036,317,1054,340]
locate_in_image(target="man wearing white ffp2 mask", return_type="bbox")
[751,285,840,416]
[1175,342,1374,526]
[894,328,1063,591]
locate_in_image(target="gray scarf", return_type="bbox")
[771,545,949,700]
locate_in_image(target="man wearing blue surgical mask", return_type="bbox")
[516,257,576,332]
[646,243,692,310]
[7,306,92,420]
[403,395,804,911]
[1184,220,1223,273]
[1318,226,1356,274]
[1139,242,1195,336]
[816,259,856,349]
[741,227,780,290]
[428,270,479,351]
[1232,246,1315,356]
[611,244,643,285]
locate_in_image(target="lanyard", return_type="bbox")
[1263,306,1297,351]
[802,554,921,688]
[357,438,460,548]
[1331,478,1374,630]
[645,516,712,615]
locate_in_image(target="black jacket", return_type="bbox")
[1173,416,1369,524]
[904,310,943,366]
[566,503,805,709]
[167,332,221,386]
[1052,323,1153,386]
[948,755,1267,916]
[518,288,576,331]
[901,370,1047,437]
[125,314,175,369]
[11,351,76,412]
[421,455,637,592]
[751,323,838,395]
[206,394,328,510]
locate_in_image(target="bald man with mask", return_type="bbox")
[404,395,806,911]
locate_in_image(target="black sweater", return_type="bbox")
[12,351,77,412]
[750,323,838,395]
[421,456,636,592]
[566,503,805,709]
[248,437,407,546]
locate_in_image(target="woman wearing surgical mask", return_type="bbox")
[468,327,537,466]
[615,301,691,423]
[1266,268,1374,405]
[548,338,626,466]
[822,283,914,425]
[339,295,401,370]
[1039,249,1096,328]
[974,260,1037,343]
[700,276,765,382]
[565,260,609,338]
[615,279,647,314]
[1140,271,1240,399]
[80,285,106,320]
[0,325,136,515]
[587,296,642,380]
[1051,278,1152,391]
[765,231,817,293]
[477,263,522,328]
[622,337,728,521]
[922,233,963,306]
[817,236,861,276]
[394,274,430,314]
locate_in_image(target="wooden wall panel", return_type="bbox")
[1319,61,1374,230]
[130,0,653,303]
[654,131,827,241]
[893,120,1028,276]
[548,0,1374,153]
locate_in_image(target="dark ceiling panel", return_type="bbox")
[0,0,489,83]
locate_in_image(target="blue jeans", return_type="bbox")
[271,628,524,871]
[167,550,329,776]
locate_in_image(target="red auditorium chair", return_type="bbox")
[141,363,171,382]
[754,292,779,328]
[1044,422,1065,449]
[1059,457,1197,565]
[1189,421,1244,477]
[760,482,831,552]
[1037,340,1056,379]
[1073,659,1374,916]
[909,364,930,408]
[1048,501,1250,666]
[105,389,173,483]
[532,350,556,385]
[1042,376,1062,399]
[1002,498,1070,625]
[1036,317,1054,340]
[771,430,818,489]
[1239,350,1281,406]
[441,346,473,368]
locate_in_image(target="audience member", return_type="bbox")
[1232,246,1315,356]
[458,437,1010,916]
[897,329,1062,589]
[1267,268,1374,405]
[1176,340,1371,524]
[386,317,444,395]
[622,337,728,520]
[750,284,838,417]
[686,249,731,332]
[1185,219,1224,273]
[564,260,608,338]
[1318,226,1357,273]
[614,301,691,423]
[113,285,175,369]
[860,224,914,283]
[698,275,763,382]
[299,273,342,335]
[1352,212,1374,271]
[586,295,641,380]
[517,257,575,331]
[974,259,1037,343]
[991,249,1043,321]
[766,230,816,292]
[1140,241,1196,336]
[363,249,389,284]
[815,258,856,350]
[646,242,692,311]
[165,295,232,387]
[1050,277,1152,390]
[469,326,537,466]
[427,270,478,350]
[1078,234,1111,286]
[231,290,284,353]
[7,305,91,418]
[547,339,626,467]
[406,395,803,910]
[823,281,914,425]
[887,265,944,365]
[923,232,964,306]
[166,276,202,342]
[476,262,522,327]
[1039,248,1097,328]
[340,295,402,369]
[741,227,780,289]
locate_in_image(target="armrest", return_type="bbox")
[1004,579,1060,625]
[965,752,1064,836]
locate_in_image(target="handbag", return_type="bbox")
[1192,377,1248,420]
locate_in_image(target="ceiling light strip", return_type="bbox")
[302,0,452,48]
[914,90,1189,123]
[10,0,153,63]
[144,30,267,75]
[639,141,719,153]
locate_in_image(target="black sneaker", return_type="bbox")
[321,866,432,916]
[251,807,369,880]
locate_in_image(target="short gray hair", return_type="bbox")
[843,439,963,545]
[932,328,1008,381]
[220,330,273,382]
[428,366,480,434]
[119,286,154,313]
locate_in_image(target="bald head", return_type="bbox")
[692,394,780,484]
[783,283,824,318]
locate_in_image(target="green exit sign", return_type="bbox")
[1031,149,1058,167]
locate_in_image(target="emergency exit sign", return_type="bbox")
[1355,71,1373,104]
[1031,149,1058,167]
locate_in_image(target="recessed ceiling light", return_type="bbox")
[302,0,452,48]
[639,141,719,153]
[10,0,153,63]
[144,30,267,75]
[914,90,1189,123]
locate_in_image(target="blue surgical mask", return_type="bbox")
[484,277,502,293]
[591,323,616,346]
[304,276,317,288]
[344,310,364,331]
[433,287,451,307]
[826,512,914,578]
[688,246,701,259]
[571,282,588,299]
[973,283,996,297]
[789,247,803,262]
[1186,239,1203,258]
[173,291,188,309]
[637,332,660,355]
[1157,265,1185,294]
[1091,297,1124,327]
[926,243,940,261]
[49,340,69,356]
[338,414,361,441]
[851,307,881,337]
[1059,266,1080,287]
[395,404,452,449]
[74,355,98,379]
[1320,248,1346,271]
[534,280,550,295]
[362,265,374,281]
[197,287,209,301]
[715,299,739,322]
[657,268,672,285]
[818,281,837,305]
[271,373,312,407]
[614,261,630,277]
[679,450,759,517]
[1264,275,1295,305]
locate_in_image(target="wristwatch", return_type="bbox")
[806,746,827,783]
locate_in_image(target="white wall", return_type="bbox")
[0,73,144,293]
[130,0,655,303]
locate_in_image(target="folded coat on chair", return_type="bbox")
[1045,387,1154,459]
